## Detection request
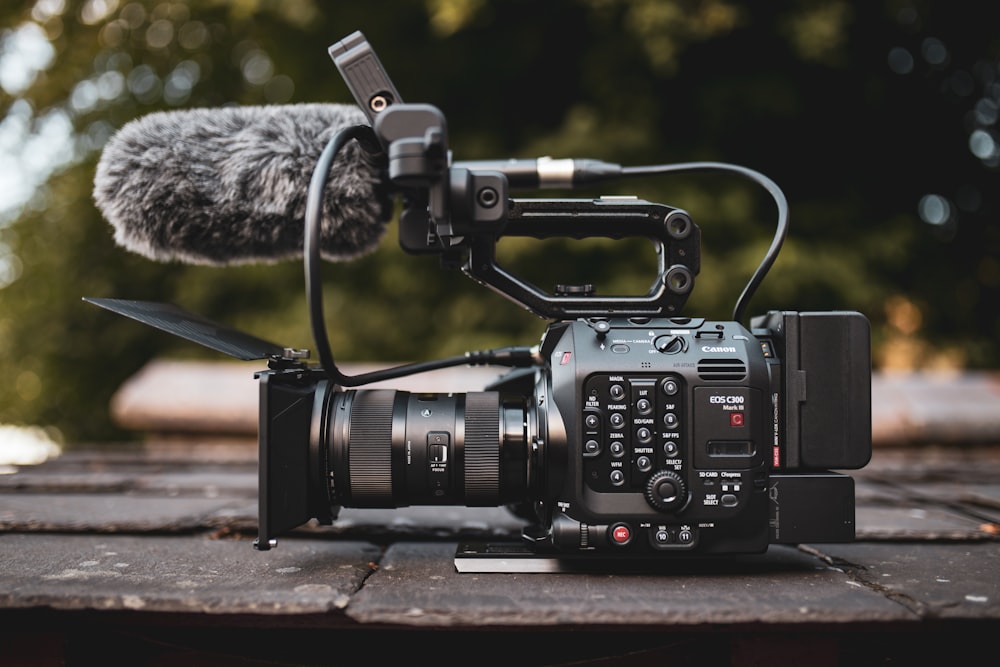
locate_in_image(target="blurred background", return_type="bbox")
[0,0,997,452]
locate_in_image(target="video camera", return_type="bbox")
[88,31,871,570]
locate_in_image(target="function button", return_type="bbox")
[610,523,632,545]
[589,319,611,336]
[655,478,680,504]
[721,493,738,507]
[661,378,680,396]
[678,529,694,544]
[663,412,679,429]
[653,528,671,545]
[636,398,652,415]
[609,441,626,458]
[610,469,625,486]
[636,427,653,444]
[584,412,600,430]
[609,412,626,429]
[636,455,653,472]
[584,439,601,457]
[609,384,625,401]
[663,441,679,457]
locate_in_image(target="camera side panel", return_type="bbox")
[546,318,772,556]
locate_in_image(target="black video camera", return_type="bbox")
[87,32,871,568]
[254,312,870,563]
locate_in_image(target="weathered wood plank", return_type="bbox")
[818,542,1000,620]
[0,495,248,533]
[346,541,912,627]
[0,533,377,616]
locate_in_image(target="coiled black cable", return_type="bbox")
[621,161,788,325]
[304,126,536,386]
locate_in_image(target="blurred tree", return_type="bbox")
[0,0,997,443]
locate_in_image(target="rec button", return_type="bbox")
[610,523,632,545]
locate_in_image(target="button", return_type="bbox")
[654,529,671,545]
[655,479,679,503]
[558,284,595,296]
[678,529,694,544]
[663,441,679,457]
[636,398,652,415]
[609,412,626,429]
[696,330,724,340]
[590,319,611,336]
[585,413,600,429]
[584,439,601,456]
[663,412,679,429]
[661,378,680,395]
[609,441,625,457]
[721,493,738,507]
[610,469,625,486]
[427,433,449,463]
[610,384,625,400]
[610,523,632,545]
[636,427,652,444]
[611,344,630,354]
[636,455,652,472]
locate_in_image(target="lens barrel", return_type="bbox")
[325,389,530,508]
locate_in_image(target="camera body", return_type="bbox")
[535,310,870,555]
[532,316,776,555]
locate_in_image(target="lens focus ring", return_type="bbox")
[464,392,500,504]
[347,390,395,502]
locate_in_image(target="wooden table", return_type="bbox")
[2,365,999,665]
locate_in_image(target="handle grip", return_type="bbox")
[463,197,700,319]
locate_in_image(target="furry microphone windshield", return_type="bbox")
[92,103,394,265]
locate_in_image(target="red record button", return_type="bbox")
[611,523,632,545]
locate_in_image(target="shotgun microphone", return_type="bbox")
[93,103,394,265]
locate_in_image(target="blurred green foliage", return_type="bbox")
[1,0,998,443]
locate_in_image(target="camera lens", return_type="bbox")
[326,389,531,508]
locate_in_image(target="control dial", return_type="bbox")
[645,470,688,512]
[653,334,686,354]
